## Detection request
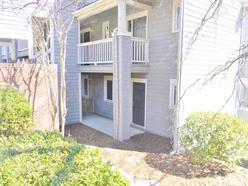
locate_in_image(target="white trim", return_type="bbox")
[131,78,147,129]
[104,75,113,103]
[82,75,90,98]
[79,73,83,123]
[169,79,177,109]
[127,10,148,21]
[73,0,151,20]
[77,38,113,47]
[18,47,28,52]
[127,11,149,39]
[126,0,152,10]
[80,27,92,43]
[73,0,117,20]
[172,0,180,33]
[80,27,92,33]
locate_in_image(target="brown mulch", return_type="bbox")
[66,124,248,186]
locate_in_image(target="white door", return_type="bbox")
[102,21,110,39]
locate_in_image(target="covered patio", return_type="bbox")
[81,114,113,136]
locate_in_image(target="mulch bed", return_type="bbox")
[66,124,248,185]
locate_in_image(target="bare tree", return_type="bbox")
[4,0,84,136]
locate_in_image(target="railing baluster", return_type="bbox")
[77,38,149,65]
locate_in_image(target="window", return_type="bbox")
[80,28,91,43]
[104,76,113,102]
[102,21,110,39]
[127,11,148,39]
[239,79,248,108]
[82,76,89,97]
[172,0,180,32]
[169,79,177,109]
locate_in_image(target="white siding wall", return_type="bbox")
[179,0,242,125]
[238,5,248,121]
[0,10,32,40]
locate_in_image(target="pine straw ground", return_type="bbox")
[65,124,248,186]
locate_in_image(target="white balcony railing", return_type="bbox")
[78,37,149,65]
[77,38,113,65]
[131,37,149,63]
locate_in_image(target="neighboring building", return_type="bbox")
[0,0,52,62]
[0,0,245,150]
[0,0,34,61]
[0,39,29,62]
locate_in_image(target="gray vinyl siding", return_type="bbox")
[145,0,178,137]
[65,20,81,124]
[84,73,113,119]
[80,8,118,41]
[179,0,242,124]
[54,13,81,124]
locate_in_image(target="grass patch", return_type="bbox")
[0,131,129,186]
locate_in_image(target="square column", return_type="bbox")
[113,31,132,141]
[118,0,127,34]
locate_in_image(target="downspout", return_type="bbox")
[172,0,185,154]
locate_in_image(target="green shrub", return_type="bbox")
[0,132,130,186]
[180,112,248,167]
[0,86,34,136]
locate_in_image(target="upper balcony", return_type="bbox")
[73,0,152,73]
[77,37,149,65]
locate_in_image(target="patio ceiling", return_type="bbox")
[73,0,152,20]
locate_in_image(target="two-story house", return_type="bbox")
[1,0,244,151]
[54,0,243,151]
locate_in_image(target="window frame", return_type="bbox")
[169,79,177,109]
[82,75,89,98]
[80,27,92,43]
[131,78,147,129]
[172,0,180,33]
[104,75,113,103]
[127,10,148,39]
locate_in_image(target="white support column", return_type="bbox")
[118,0,127,34]
[77,20,81,64]
[113,30,132,141]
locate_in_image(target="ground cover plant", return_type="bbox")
[0,86,34,136]
[0,132,129,186]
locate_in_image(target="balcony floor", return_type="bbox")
[78,63,148,73]
[81,114,113,137]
